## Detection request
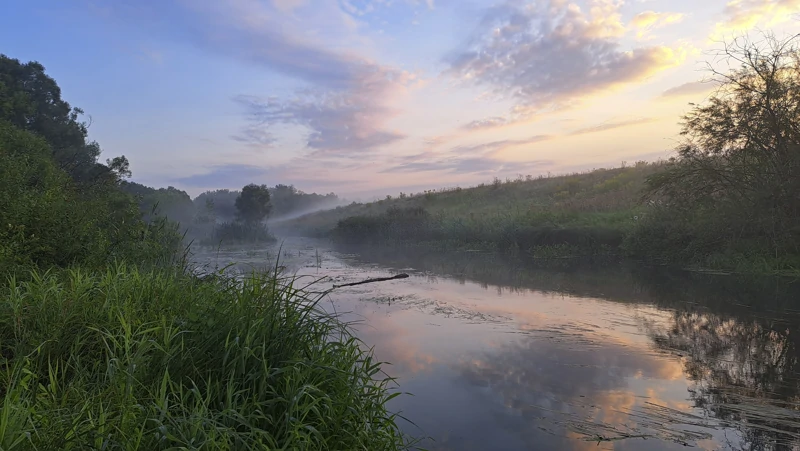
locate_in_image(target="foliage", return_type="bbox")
[629,33,800,270]
[0,265,410,450]
[193,189,240,222]
[331,205,624,256]
[194,186,341,223]
[270,184,340,218]
[276,163,658,239]
[286,164,654,257]
[0,122,182,272]
[333,207,432,244]
[121,181,197,225]
[0,121,89,270]
[0,54,128,189]
[201,221,277,246]
[0,55,183,272]
[235,184,272,225]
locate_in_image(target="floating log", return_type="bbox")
[333,273,409,289]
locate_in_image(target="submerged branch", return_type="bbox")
[333,274,410,289]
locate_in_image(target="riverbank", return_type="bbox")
[272,163,800,276]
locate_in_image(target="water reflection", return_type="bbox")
[334,244,800,450]
[192,241,800,450]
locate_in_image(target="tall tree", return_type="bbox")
[235,184,272,225]
[0,54,126,188]
[647,32,800,256]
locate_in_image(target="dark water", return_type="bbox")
[192,238,800,451]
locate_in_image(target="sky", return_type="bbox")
[2,0,799,200]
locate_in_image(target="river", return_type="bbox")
[192,237,800,451]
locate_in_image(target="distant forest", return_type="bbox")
[120,181,342,228]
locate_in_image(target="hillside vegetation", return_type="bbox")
[273,161,661,252]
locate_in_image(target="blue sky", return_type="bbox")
[2,0,799,199]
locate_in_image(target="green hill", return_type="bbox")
[272,161,663,253]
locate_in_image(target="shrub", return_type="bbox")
[201,221,277,245]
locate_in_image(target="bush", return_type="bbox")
[0,122,184,272]
[201,221,277,245]
[332,207,431,244]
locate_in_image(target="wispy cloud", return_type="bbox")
[714,0,800,34]
[383,156,553,174]
[449,135,553,156]
[630,11,685,28]
[660,80,718,97]
[629,11,685,38]
[171,0,416,154]
[174,164,269,188]
[383,134,553,174]
[230,126,277,150]
[569,117,656,135]
[445,0,687,130]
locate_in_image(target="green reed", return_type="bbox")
[0,263,411,450]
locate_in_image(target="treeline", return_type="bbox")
[328,33,800,274]
[119,181,340,244]
[193,184,340,223]
[0,55,408,449]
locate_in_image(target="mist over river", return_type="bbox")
[192,237,800,451]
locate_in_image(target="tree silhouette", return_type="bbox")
[235,184,272,225]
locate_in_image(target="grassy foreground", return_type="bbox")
[0,264,409,450]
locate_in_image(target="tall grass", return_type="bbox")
[0,264,410,450]
[273,162,660,239]
[274,163,655,258]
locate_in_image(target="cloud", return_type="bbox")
[463,116,514,131]
[569,117,656,135]
[384,156,553,174]
[233,80,408,154]
[174,164,269,188]
[629,11,685,37]
[174,0,414,153]
[449,135,553,155]
[383,134,554,174]
[445,0,686,130]
[660,80,718,98]
[230,126,277,149]
[630,11,685,28]
[716,0,800,32]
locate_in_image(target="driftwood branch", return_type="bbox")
[332,274,409,289]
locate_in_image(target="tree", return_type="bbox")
[193,189,239,221]
[0,54,129,189]
[645,32,800,258]
[235,184,272,225]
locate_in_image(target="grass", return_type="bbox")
[0,263,411,450]
[271,163,660,259]
[273,162,660,241]
[272,161,800,275]
[271,162,662,258]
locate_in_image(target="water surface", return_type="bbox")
[193,239,800,451]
